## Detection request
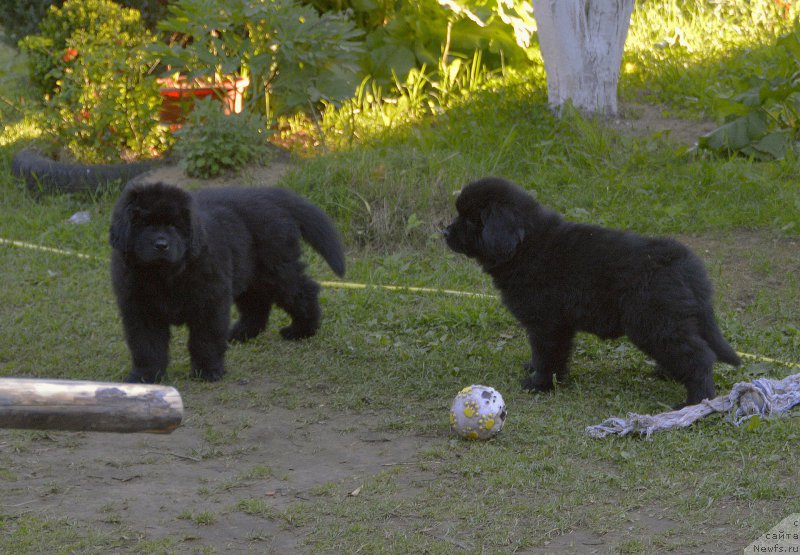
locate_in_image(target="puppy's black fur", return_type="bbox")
[109,182,345,384]
[444,177,740,406]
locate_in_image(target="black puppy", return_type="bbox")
[109,182,345,383]
[444,176,740,406]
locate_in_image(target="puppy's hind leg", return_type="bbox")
[667,351,715,408]
[275,271,322,341]
[229,288,274,343]
[521,326,575,392]
[630,326,716,407]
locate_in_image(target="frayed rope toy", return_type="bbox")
[587,373,800,439]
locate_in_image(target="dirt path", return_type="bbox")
[2,377,434,552]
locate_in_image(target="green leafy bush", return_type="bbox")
[1,1,166,46]
[153,0,364,119]
[308,0,533,86]
[173,97,273,178]
[700,24,800,160]
[0,0,63,47]
[19,0,168,163]
[123,0,171,30]
[19,0,155,96]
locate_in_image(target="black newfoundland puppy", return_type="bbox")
[444,177,740,406]
[110,182,345,384]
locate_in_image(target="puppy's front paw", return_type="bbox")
[521,370,554,392]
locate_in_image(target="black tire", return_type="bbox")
[11,149,162,195]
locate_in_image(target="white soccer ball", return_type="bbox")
[450,384,507,440]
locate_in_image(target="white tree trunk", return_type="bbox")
[531,0,634,116]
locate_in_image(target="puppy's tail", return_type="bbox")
[286,195,346,277]
[701,309,741,366]
[688,258,740,367]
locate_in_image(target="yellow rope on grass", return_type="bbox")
[3,236,798,369]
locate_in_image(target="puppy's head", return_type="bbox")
[109,182,204,266]
[444,177,533,268]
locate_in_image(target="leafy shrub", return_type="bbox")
[122,0,171,30]
[153,0,364,119]
[173,97,273,178]
[19,0,169,162]
[0,0,63,47]
[19,0,157,96]
[700,24,800,160]
[308,0,533,86]
[1,0,166,46]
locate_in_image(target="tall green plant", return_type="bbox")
[153,0,364,118]
[289,50,497,153]
[173,97,273,178]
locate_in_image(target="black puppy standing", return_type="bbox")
[110,182,345,383]
[444,177,740,406]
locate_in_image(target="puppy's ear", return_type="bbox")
[479,204,525,264]
[109,201,133,252]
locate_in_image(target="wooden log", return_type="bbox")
[0,378,183,433]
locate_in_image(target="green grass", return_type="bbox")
[287,88,800,245]
[623,0,799,117]
[1,226,798,552]
[2,4,800,553]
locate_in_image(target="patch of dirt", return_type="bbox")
[611,102,718,146]
[129,146,295,190]
[529,508,679,554]
[679,231,800,320]
[1,378,436,552]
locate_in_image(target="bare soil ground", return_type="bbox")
[3,107,797,553]
[611,102,719,146]
[2,381,436,551]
